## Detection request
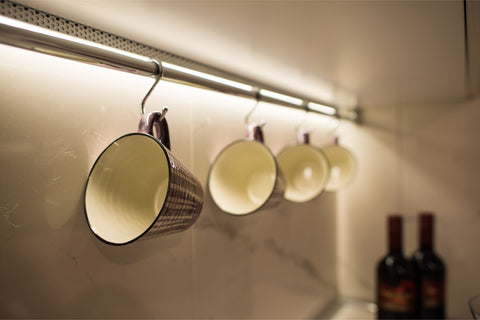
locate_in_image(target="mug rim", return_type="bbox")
[84,132,171,246]
[322,144,358,192]
[207,139,281,216]
[277,143,331,203]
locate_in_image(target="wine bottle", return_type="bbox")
[412,212,446,319]
[376,215,416,319]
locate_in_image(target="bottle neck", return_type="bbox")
[419,213,434,251]
[388,215,403,254]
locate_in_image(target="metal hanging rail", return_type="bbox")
[0,16,257,100]
[0,1,358,121]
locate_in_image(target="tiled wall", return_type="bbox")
[0,44,339,318]
[3,19,478,319]
[336,99,480,318]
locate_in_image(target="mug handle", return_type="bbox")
[297,130,310,145]
[246,123,265,143]
[138,109,171,150]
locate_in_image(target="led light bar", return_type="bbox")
[259,89,304,106]
[163,62,253,92]
[307,102,337,116]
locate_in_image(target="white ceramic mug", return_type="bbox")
[208,124,285,215]
[84,110,203,245]
[323,137,357,192]
[277,131,330,202]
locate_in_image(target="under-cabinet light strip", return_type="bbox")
[307,102,337,116]
[259,89,304,106]
[0,13,353,120]
[163,62,253,92]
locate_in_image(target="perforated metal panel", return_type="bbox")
[0,0,251,83]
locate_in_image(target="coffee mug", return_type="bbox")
[84,109,203,245]
[208,123,285,215]
[277,131,330,202]
[323,137,357,192]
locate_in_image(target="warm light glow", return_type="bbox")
[0,16,348,120]
[259,89,304,106]
[0,16,152,63]
[163,62,253,92]
[307,102,336,115]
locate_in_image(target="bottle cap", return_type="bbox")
[387,214,402,250]
[388,214,402,230]
[419,211,434,248]
[419,211,434,225]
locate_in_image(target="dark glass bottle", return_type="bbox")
[376,215,416,319]
[412,212,446,319]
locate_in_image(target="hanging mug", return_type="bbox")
[84,109,203,245]
[277,131,330,202]
[208,123,285,215]
[323,137,357,192]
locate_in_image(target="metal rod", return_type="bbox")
[0,15,357,121]
[0,17,158,76]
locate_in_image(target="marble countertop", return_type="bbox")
[328,299,377,319]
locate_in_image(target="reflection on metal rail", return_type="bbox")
[0,15,358,121]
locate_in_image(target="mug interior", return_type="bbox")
[323,145,356,191]
[209,140,277,215]
[277,144,330,202]
[85,134,169,244]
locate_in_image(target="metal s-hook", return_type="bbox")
[138,60,170,149]
[330,117,341,134]
[295,109,308,133]
[245,89,266,126]
[141,59,164,115]
[244,90,267,142]
[295,107,311,144]
[326,116,341,142]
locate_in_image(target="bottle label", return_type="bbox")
[378,279,416,313]
[422,279,444,309]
